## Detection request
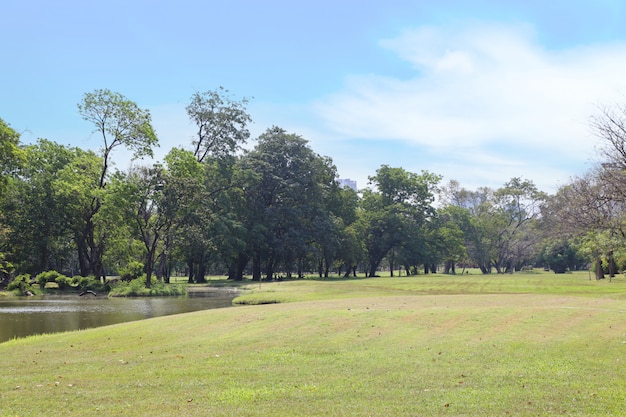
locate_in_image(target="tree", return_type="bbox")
[491,178,546,272]
[542,170,626,279]
[591,102,626,195]
[2,140,79,274]
[358,165,440,277]
[239,126,334,280]
[433,206,469,274]
[0,119,23,283]
[318,183,360,277]
[580,102,626,277]
[78,89,158,188]
[0,118,24,196]
[112,165,175,287]
[53,149,104,277]
[76,89,158,278]
[186,87,251,163]
[442,178,545,274]
[166,88,252,282]
[538,238,584,273]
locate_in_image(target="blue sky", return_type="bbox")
[3,0,626,193]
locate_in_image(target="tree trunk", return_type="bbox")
[187,259,195,283]
[197,260,207,284]
[157,251,169,283]
[144,265,153,288]
[608,251,616,278]
[595,255,605,280]
[252,254,261,281]
[368,261,379,278]
[444,260,456,274]
[265,258,274,281]
[76,235,90,277]
[228,254,248,281]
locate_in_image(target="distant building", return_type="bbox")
[337,178,357,191]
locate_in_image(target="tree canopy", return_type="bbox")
[4,88,626,289]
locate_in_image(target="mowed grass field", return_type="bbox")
[2,271,626,416]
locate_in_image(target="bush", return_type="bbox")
[119,261,145,281]
[72,275,109,293]
[109,275,187,297]
[36,270,64,288]
[54,275,72,290]
[7,274,37,296]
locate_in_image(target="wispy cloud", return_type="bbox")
[311,22,626,191]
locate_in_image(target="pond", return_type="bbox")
[0,289,238,343]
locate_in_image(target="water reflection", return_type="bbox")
[0,293,236,343]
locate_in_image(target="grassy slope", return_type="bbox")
[2,271,626,416]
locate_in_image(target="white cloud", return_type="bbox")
[310,22,626,191]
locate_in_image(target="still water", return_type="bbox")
[0,291,237,343]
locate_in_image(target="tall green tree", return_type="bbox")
[53,149,104,276]
[0,118,24,197]
[3,140,80,274]
[162,148,207,282]
[316,181,359,277]
[76,89,158,278]
[358,165,440,277]
[240,126,334,280]
[431,206,468,274]
[170,88,252,282]
[0,118,24,284]
[111,165,176,287]
[186,87,251,163]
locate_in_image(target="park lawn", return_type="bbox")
[1,271,626,416]
[232,270,626,304]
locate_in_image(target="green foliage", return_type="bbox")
[358,165,441,277]
[72,275,107,292]
[6,273,36,295]
[0,250,13,287]
[539,239,584,273]
[54,274,72,290]
[35,270,65,288]
[118,261,145,281]
[78,88,158,163]
[109,275,187,297]
[72,89,159,280]
[237,126,337,280]
[186,87,251,162]
[0,117,25,194]
[5,140,90,274]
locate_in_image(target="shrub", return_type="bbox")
[72,275,110,292]
[109,275,187,297]
[54,274,72,290]
[119,261,145,281]
[7,274,37,296]
[35,270,64,289]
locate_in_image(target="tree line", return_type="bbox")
[1,87,625,288]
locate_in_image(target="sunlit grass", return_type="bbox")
[2,270,626,416]
[232,269,626,304]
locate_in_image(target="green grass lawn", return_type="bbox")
[2,271,626,416]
